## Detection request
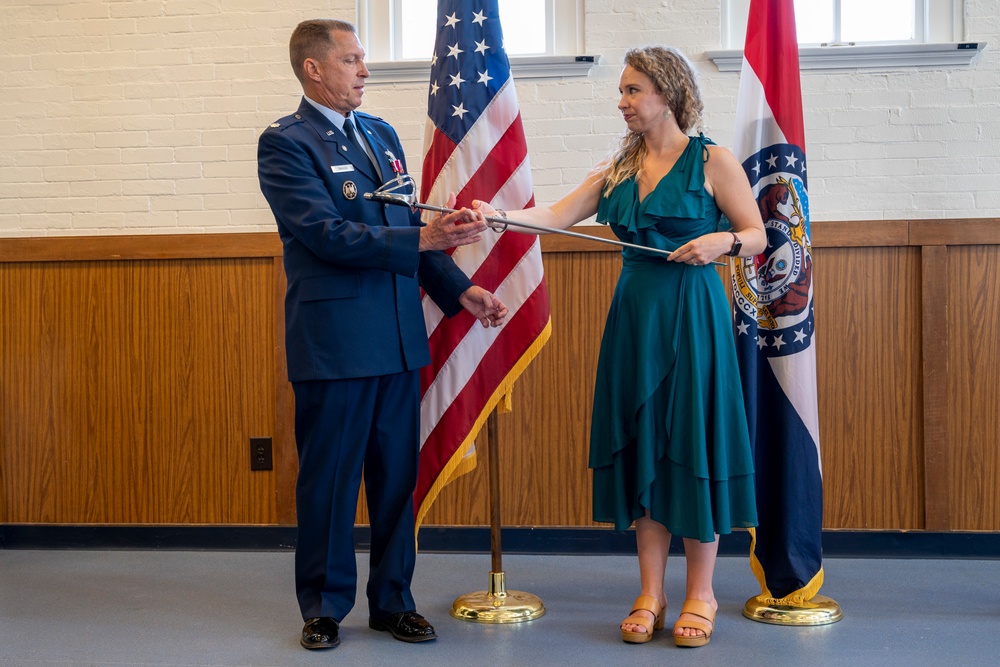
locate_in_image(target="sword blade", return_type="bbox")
[363,191,724,265]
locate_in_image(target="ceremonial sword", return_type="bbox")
[363,176,724,266]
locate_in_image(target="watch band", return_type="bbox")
[727,231,743,257]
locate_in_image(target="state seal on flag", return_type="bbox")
[733,142,814,358]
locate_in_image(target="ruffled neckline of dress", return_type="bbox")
[596,133,715,237]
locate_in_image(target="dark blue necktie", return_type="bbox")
[343,118,368,159]
[343,117,379,179]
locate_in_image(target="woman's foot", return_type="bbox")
[673,598,717,648]
[620,594,667,643]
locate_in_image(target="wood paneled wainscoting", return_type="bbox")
[1,220,999,537]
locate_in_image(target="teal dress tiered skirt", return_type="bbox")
[589,135,758,543]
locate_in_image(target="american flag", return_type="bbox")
[414,0,551,530]
[731,0,826,605]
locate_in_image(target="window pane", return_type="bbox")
[399,0,547,59]
[498,0,547,55]
[399,0,438,59]
[794,0,835,44]
[842,0,915,42]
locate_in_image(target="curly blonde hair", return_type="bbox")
[603,46,705,195]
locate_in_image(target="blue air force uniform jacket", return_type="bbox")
[258,98,472,382]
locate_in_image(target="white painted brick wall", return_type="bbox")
[1,0,998,236]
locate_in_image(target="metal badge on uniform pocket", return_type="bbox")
[342,181,358,200]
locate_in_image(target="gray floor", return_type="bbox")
[1,548,998,667]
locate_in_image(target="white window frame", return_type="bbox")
[708,0,984,71]
[358,0,595,83]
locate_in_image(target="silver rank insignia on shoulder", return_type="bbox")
[342,181,358,200]
[269,123,280,128]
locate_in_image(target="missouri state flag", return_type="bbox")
[731,0,826,605]
[414,0,551,531]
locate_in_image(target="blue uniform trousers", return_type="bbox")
[292,370,419,621]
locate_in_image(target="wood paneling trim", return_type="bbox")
[811,219,910,248]
[921,246,950,530]
[0,218,987,262]
[271,257,298,525]
[0,233,282,262]
[911,219,1000,246]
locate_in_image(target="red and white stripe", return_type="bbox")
[733,0,818,452]
[415,77,551,525]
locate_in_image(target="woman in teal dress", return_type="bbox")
[473,46,765,648]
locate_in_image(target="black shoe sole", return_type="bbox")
[300,636,340,650]
[368,617,438,643]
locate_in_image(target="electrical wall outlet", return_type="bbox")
[250,437,273,471]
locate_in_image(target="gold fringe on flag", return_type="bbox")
[744,527,842,625]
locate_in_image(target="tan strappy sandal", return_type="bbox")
[673,599,716,648]
[620,594,666,643]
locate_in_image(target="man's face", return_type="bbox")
[305,30,370,115]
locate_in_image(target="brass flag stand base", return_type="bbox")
[449,409,545,624]
[451,571,546,623]
[742,594,842,626]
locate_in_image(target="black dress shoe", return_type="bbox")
[368,610,437,643]
[301,617,340,650]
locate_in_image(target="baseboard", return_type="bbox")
[3,524,1000,559]
[0,524,298,551]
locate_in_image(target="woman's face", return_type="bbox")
[617,65,669,134]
